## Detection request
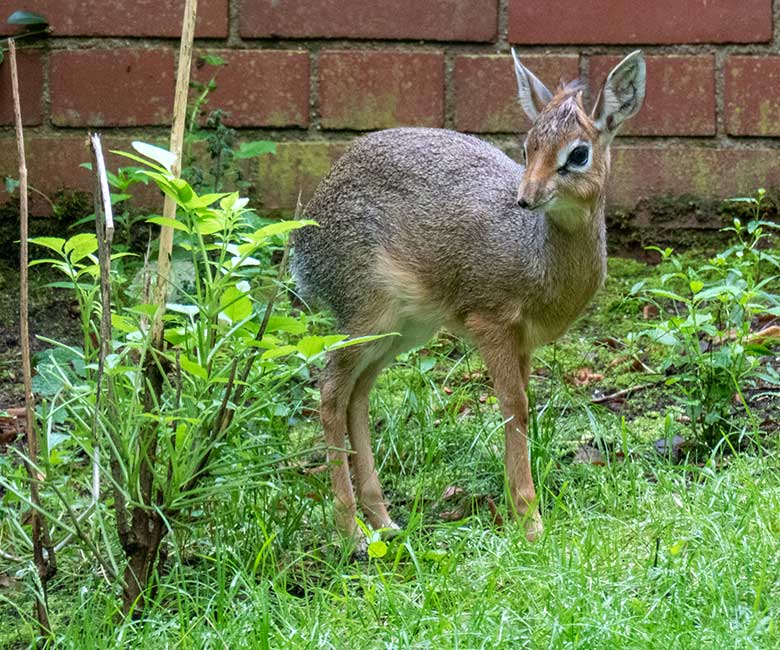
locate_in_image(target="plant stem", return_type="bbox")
[125,0,198,616]
[10,36,54,642]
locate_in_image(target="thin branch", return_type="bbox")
[180,197,300,497]
[591,381,662,405]
[89,132,116,506]
[10,36,53,640]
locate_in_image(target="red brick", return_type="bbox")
[256,142,780,213]
[255,142,348,211]
[589,55,715,136]
[609,146,780,207]
[453,54,580,134]
[508,0,772,44]
[192,51,309,128]
[0,136,167,216]
[725,57,780,136]
[240,0,497,42]
[51,49,175,127]
[319,50,444,131]
[0,0,227,37]
[0,50,44,126]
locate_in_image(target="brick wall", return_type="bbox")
[2,0,780,224]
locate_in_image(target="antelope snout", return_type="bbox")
[516,183,553,211]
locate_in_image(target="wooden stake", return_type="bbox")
[150,0,198,347]
[122,0,198,615]
[9,36,53,642]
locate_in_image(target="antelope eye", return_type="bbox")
[567,145,589,167]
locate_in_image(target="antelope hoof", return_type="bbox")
[524,510,544,542]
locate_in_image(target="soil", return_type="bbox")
[0,260,82,407]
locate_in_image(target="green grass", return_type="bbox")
[3,255,780,648]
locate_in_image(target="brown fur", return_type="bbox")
[291,51,646,545]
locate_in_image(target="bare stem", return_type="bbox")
[10,35,53,641]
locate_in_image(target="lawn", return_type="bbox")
[3,247,780,649]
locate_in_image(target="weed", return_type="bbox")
[634,190,780,448]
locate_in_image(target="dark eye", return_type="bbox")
[567,145,589,167]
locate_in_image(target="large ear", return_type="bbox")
[592,50,646,141]
[512,48,553,122]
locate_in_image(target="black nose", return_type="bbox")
[517,198,530,209]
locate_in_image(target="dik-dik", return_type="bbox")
[292,50,646,543]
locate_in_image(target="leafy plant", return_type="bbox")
[634,190,780,447]
[183,56,276,195]
[0,142,335,616]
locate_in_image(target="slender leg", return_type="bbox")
[347,355,398,531]
[466,316,543,541]
[320,348,363,539]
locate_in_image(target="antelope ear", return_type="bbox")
[512,48,553,122]
[592,50,646,142]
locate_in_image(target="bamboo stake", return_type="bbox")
[122,0,197,615]
[9,36,53,642]
[150,0,198,347]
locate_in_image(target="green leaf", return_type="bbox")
[8,10,48,25]
[171,177,194,204]
[327,333,398,350]
[167,303,199,318]
[179,355,208,380]
[127,303,159,318]
[261,345,297,360]
[234,141,277,160]
[146,216,190,233]
[188,192,230,209]
[111,150,168,174]
[131,141,177,174]
[220,285,253,323]
[367,539,388,559]
[249,219,316,243]
[419,357,436,373]
[29,237,66,254]
[296,336,328,360]
[689,280,704,294]
[64,233,98,263]
[111,313,137,334]
[4,177,19,194]
[265,315,307,335]
[629,280,645,295]
[648,289,686,302]
[200,54,226,67]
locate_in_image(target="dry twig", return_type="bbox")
[9,36,54,640]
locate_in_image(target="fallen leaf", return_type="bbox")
[440,507,466,522]
[654,435,691,463]
[0,574,17,589]
[573,444,606,466]
[485,497,504,527]
[597,336,624,350]
[302,464,328,475]
[441,485,465,501]
[642,304,659,320]
[749,325,780,345]
[566,368,604,387]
